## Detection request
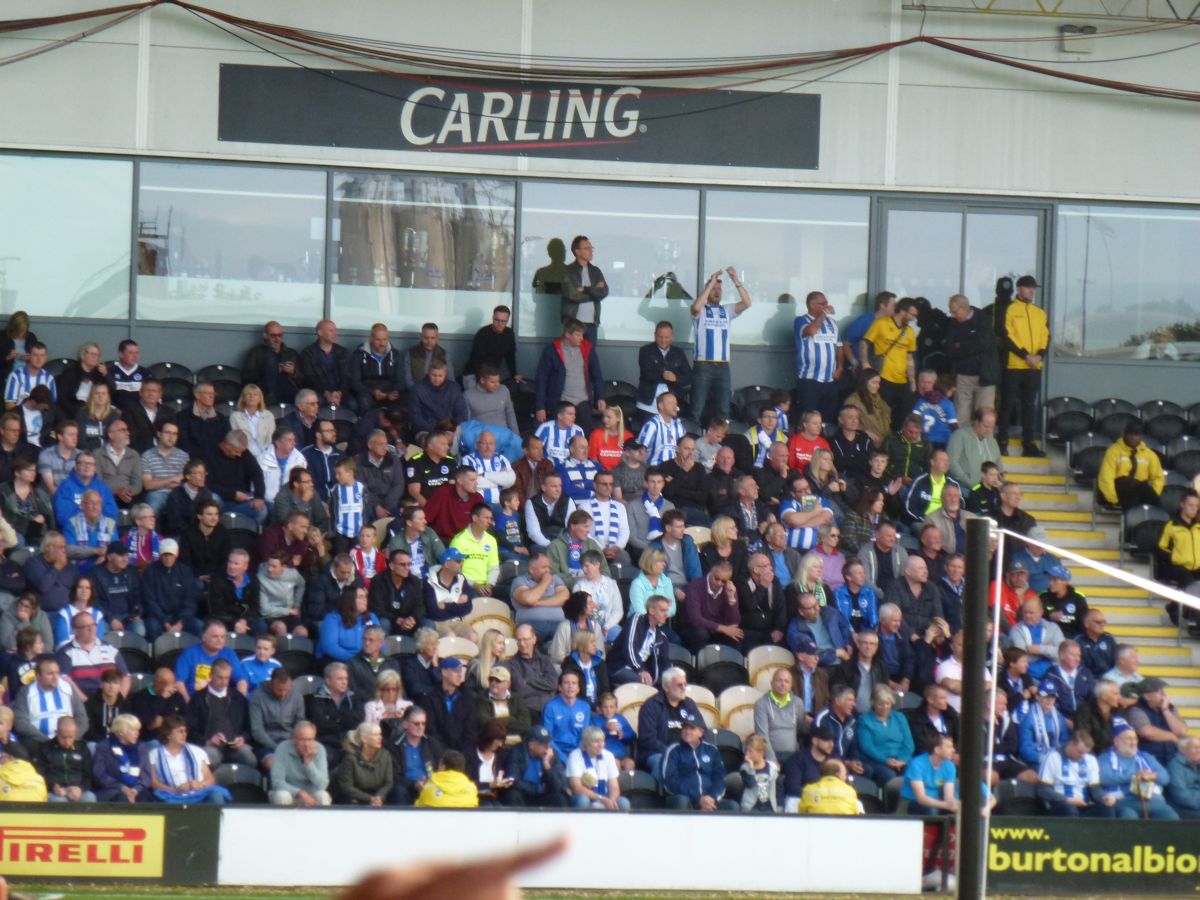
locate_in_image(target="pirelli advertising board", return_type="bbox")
[0,805,219,884]
[217,64,821,170]
[990,819,1200,895]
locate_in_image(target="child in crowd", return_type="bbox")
[495,487,528,562]
[695,418,729,473]
[351,523,380,588]
[241,633,282,691]
[912,370,957,450]
[591,692,636,771]
[329,457,367,555]
[770,389,792,436]
[740,734,781,813]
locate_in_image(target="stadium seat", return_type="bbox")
[153,631,199,670]
[896,690,922,712]
[1043,397,1092,446]
[684,525,712,546]
[1140,435,1166,460]
[196,363,241,384]
[149,361,194,383]
[1091,398,1138,422]
[159,376,194,403]
[293,673,322,696]
[747,645,793,689]
[44,357,73,377]
[994,779,1041,816]
[276,635,318,677]
[739,398,771,429]
[465,596,515,637]
[606,394,637,423]
[615,682,657,734]
[667,644,696,681]
[607,560,634,583]
[722,433,754,474]
[1146,412,1187,444]
[222,512,262,553]
[722,771,744,805]
[267,402,292,420]
[7,547,30,567]
[214,400,235,418]
[847,774,884,814]
[228,633,256,655]
[711,727,744,773]
[684,684,719,728]
[883,775,909,814]
[211,379,242,405]
[372,517,393,548]
[718,684,763,739]
[1141,399,1185,420]
[679,418,702,436]
[1068,433,1107,487]
[383,634,416,658]
[731,385,774,420]
[1097,411,1139,441]
[1172,450,1200,482]
[128,671,151,694]
[695,644,749,694]
[437,636,478,664]
[1122,504,1169,561]
[618,770,662,809]
[1160,471,1192,513]
[214,763,268,804]
[320,404,357,423]
[103,630,152,673]
[602,379,637,399]
[1188,402,1200,437]
[503,637,518,659]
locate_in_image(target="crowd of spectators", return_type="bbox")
[0,257,1192,837]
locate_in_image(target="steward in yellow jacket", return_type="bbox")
[797,761,862,816]
[415,757,480,809]
[1097,425,1164,509]
[997,276,1048,457]
[1158,492,1200,586]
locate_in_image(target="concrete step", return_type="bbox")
[1167,685,1200,698]
[1085,549,1122,561]
[1007,472,1068,486]
[1022,491,1087,511]
[1045,528,1110,544]
[1002,456,1054,475]
[1110,625,1179,639]
[1032,510,1094,524]
[1069,567,1149,587]
[1140,665,1200,679]
[1139,648,1194,666]
[1085,585,1151,599]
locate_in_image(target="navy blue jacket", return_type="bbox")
[141,559,199,626]
[91,565,143,621]
[662,738,726,802]
[408,378,469,435]
[1040,664,1095,720]
[786,606,854,667]
[609,613,670,686]
[635,691,704,770]
[534,337,604,414]
[304,567,365,631]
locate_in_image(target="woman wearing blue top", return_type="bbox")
[318,586,380,661]
[627,548,675,616]
[857,684,914,784]
[53,575,107,647]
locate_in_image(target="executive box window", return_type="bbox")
[703,190,869,346]
[136,162,325,326]
[331,173,514,334]
[1054,204,1200,360]
[519,182,700,341]
[0,155,131,319]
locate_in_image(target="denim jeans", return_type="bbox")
[143,489,171,515]
[690,362,731,424]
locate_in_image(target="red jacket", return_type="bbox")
[424,482,484,543]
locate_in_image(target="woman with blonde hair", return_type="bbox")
[76,382,120,451]
[588,404,632,471]
[230,383,277,458]
[804,448,847,518]
[699,515,748,579]
[364,668,412,726]
[793,552,833,608]
[332,721,392,806]
[58,341,109,417]
[628,546,676,616]
[0,310,36,380]
[465,627,509,692]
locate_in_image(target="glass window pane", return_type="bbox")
[136,162,325,325]
[518,183,699,341]
[884,209,962,305]
[331,173,514,334]
[1055,205,1200,359]
[704,191,869,345]
[0,155,131,319]
[963,212,1038,310]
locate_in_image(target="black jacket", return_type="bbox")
[346,343,404,410]
[141,559,199,627]
[305,568,365,629]
[608,613,669,684]
[35,739,92,789]
[346,652,400,700]
[305,687,365,751]
[419,686,479,755]
[162,486,216,539]
[356,449,407,516]
[55,362,105,417]
[178,523,231,578]
[367,573,423,634]
[386,732,444,792]
[559,261,609,323]
[636,342,692,407]
[737,575,788,636]
[177,407,226,464]
[187,686,252,744]
[207,575,261,629]
[207,447,266,503]
[464,325,518,381]
[944,306,1000,385]
[126,403,177,455]
[242,341,302,405]
[661,458,708,511]
[298,340,349,398]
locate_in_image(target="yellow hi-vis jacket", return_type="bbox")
[1004,300,1049,370]
[797,775,862,816]
[1159,514,1200,570]
[1097,438,1164,506]
[415,770,480,808]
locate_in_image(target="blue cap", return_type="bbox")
[1047,565,1071,581]
[439,657,463,670]
[1111,717,1133,737]
[1037,679,1060,697]
[528,725,552,744]
[793,635,819,657]
[439,547,465,564]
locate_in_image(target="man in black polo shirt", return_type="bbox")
[405,429,456,507]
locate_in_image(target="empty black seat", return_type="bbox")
[149,361,194,383]
[211,379,242,405]
[695,644,748,694]
[1123,504,1169,559]
[1092,398,1138,421]
[712,727,744,773]
[197,364,241,384]
[214,763,268,804]
[1097,412,1139,441]
[619,770,663,809]
[159,377,194,403]
[276,635,318,678]
[104,630,152,673]
[153,631,199,670]
[384,635,416,658]
[1045,397,1093,446]
[603,379,637,399]
[668,644,696,681]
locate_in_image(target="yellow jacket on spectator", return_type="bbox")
[797,775,862,816]
[1159,514,1200,570]
[415,770,480,808]
[1003,301,1049,371]
[1097,438,1164,506]
[449,527,500,587]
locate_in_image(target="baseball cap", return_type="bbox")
[1111,718,1133,737]
[106,540,129,555]
[624,440,645,452]
[810,725,835,743]
[159,538,179,557]
[528,725,552,744]
[1015,275,1039,288]
[439,547,465,564]
[1036,679,1060,697]
[793,635,819,657]
[439,657,464,670]
[1127,676,1167,696]
[1006,559,1028,574]
[1046,565,1071,581]
[488,668,512,683]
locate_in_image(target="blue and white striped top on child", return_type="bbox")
[637,415,685,467]
[333,481,366,538]
[535,421,584,464]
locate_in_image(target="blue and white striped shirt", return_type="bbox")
[462,452,513,505]
[637,415,685,467]
[693,304,736,364]
[535,421,584,464]
[580,498,629,550]
[794,313,840,382]
[3,367,56,405]
[779,496,830,551]
[333,481,365,539]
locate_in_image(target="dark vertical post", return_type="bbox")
[957,516,993,900]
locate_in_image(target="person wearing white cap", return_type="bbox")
[142,538,202,638]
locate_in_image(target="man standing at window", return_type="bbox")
[464,305,522,385]
[560,235,608,346]
[242,321,301,406]
[534,320,605,434]
[636,321,691,417]
[298,319,349,410]
[794,291,843,423]
[998,275,1048,458]
[861,298,919,431]
[690,267,753,426]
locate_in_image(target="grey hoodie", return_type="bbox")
[256,563,306,620]
[249,682,306,750]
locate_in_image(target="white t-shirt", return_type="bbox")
[566,747,619,795]
[150,744,208,787]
